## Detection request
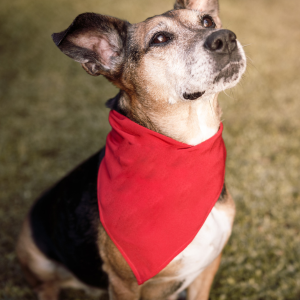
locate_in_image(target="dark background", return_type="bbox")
[1,0,300,299]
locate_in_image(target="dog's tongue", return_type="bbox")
[97,110,226,284]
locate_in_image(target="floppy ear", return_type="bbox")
[52,13,130,77]
[174,0,222,28]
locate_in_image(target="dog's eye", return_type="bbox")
[202,15,215,28]
[154,34,168,43]
[150,32,172,46]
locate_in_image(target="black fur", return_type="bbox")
[105,91,126,115]
[128,44,142,63]
[217,183,227,202]
[29,125,226,290]
[30,148,109,289]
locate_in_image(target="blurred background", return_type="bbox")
[1,0,300,299]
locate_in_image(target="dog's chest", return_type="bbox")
[162,207,232,291]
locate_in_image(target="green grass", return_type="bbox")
[1,0,300,299]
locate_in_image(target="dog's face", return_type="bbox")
[53,0,246,133]
[125,9,245,106]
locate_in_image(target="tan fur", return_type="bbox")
[17,202,233,300]
[116,10,243,144]
[186,253,222,300]
[17,0,246,299]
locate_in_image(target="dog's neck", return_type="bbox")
[119,93,222,146]
[153,93,222,146]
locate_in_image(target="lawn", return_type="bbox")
[1,0,300,299]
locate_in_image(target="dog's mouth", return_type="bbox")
[213,61,242,84]
[183,91,205,100]
[181,53,245,101]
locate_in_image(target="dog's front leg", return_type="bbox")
[104,252,141,300]
[99,226,141,300]
[186,254,222,300]
[107,276,140,300]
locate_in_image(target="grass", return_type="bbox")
[1,0,300,299]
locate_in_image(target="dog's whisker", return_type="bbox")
[244,56,258,72]
[229,88,236,100]
[221,82,235,100]
[223,90,234,99]
[245,55,254,64]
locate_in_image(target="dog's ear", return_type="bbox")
[52,13,130,77]
[174,0,221,27]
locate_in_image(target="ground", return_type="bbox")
[1,0,300,299]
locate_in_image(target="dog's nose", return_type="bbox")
[204,29,237,54]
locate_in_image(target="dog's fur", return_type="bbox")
[16,0,246,299]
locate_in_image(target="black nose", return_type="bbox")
[204,29,237,54]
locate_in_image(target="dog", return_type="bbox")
[16,0,246,299]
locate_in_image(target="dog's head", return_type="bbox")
[52,0,246,140]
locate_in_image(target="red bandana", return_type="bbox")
[97,110,226,284]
